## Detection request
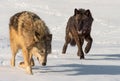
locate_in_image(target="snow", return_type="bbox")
[0,0,120,81]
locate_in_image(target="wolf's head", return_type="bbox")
[29,32,52,66]
[74,8,94,34]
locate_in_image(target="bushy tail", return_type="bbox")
[70,39,76,46]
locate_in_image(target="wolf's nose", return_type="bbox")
[42,63,46,66]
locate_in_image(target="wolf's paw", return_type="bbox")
[10,59,15,67]
[26,66,33,75]
[85,46,90,54]
[19,62,26,69]
[80,55,85,59]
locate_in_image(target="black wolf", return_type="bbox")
[62,8,93,59]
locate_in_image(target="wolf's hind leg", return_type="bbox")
[10,43,18,67]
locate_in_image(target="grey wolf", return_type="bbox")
[9,11,52,74]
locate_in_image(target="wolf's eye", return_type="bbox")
[40,49,45,54]
[41,50,44,53]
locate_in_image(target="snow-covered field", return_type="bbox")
[0,0,120,81]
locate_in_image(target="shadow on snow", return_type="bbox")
[87,53,120,60]
[33,64,120,76]
[33,53,120,76]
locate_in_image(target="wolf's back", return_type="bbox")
[9,11,51,48]
[9,11,50,38]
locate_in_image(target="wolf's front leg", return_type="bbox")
[22,48,32,75]
[84,35,93,54]
[62,34,71,54]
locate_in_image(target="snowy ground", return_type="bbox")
[0,0,120,81]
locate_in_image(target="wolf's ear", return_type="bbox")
[74,8,79,16]
[34,31,41,41]
[46,34,52,41]
[41,34,52,42]
[85,9,91,17]
[49,34,52,41]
